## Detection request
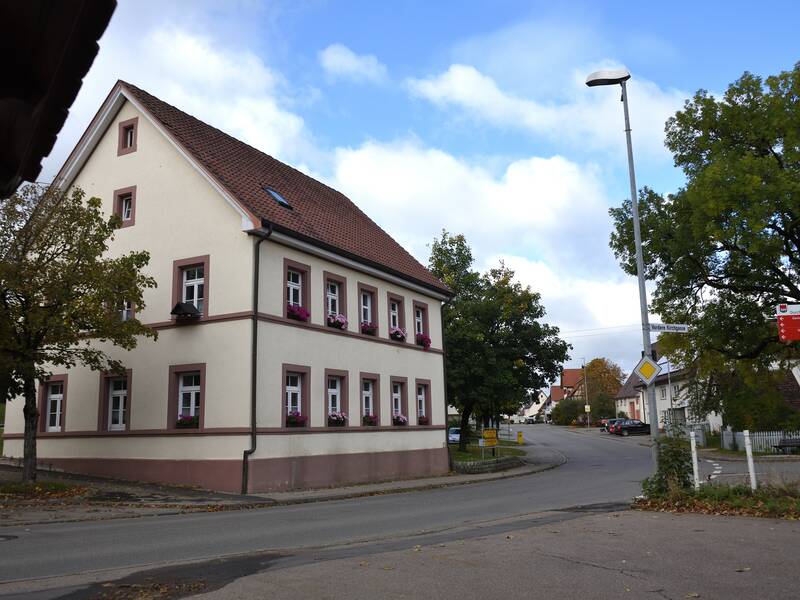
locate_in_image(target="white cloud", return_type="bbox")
[41,22,317,180]
[407,63,687,161]
[318,43,388,83]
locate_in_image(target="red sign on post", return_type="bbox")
[778,315,800,341]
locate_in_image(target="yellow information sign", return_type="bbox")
[481,428,498,448]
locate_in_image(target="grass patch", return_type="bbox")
[0,481,88,500]
[448,443,526,463]
[635,483,800,520]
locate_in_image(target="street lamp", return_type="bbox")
[586,68,660,472]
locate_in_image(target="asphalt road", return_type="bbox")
[0,426,653,589]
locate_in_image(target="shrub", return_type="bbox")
[641,435,693,498]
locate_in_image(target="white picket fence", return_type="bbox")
[723,429,800,453]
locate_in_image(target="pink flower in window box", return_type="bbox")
[362,414,379,426]
[287,303,310,322]
[360,321,378,335]
[286,410,308,427]
[327,313,348,330]
[389,326,406,341]
[327,412,348,426]
[417,416,430,425]
[415,333,431,349]
[392,414,408,426]
[176,415,199,429]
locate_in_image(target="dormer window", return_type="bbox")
[117,117,138,156]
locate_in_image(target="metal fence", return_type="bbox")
[722,429,800,453]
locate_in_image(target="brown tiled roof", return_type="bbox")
[549,386,565,402]
[561,368,583,389]
[616,373,641,399]
[119,81,449,296]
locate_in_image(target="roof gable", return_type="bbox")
[115,81,448,296]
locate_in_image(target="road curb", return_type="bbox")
[698,451,800,463]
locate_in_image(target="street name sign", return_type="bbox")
[633,355,662,385]
[584,404,591,413]
[650,323,689,333]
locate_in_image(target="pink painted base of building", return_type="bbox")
[33,447,450,493]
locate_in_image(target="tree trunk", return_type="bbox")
[21,369,38,482]
[458,409,471,452]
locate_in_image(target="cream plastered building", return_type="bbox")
[2,81,451,493]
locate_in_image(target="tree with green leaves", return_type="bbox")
[429,231,570,450]
[0,185,157,481]
[609,63,800,427]
[585,357,625,418]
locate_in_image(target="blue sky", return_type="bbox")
[42,0,800,376]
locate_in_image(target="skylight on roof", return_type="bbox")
[263,186,292,209]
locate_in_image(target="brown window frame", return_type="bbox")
[113,185,137,228]
[324,368,349,426]
[414,378,432,426]
[357,282,379,335]
[282,363,311,427]
[360,372,381,425]
[98,369,133,431]
[117,117,138,156]
[413,300,430,338]
[323,271,348,326]
[387,292,406,341]
[38,374,68,433]
[171,255,210,320]
[283,258,311,321]
[167,363,206,430]
[389,376,409,423]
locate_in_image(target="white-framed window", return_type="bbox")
[108,377,127,431]
[673,384,679,395]
[287,270,302,306]
[286,373,301,414]
[46,382,63,432]
[360,291,373,323]
[123,125,135,149]
[121,194,133,221]
[178,372,201,418]
[415,307,424,335]
[362,380,373,416]
[120,300,133,321]
[182,266,205,313]
[417,384,426,417]
[326,281,339,316]
[390,301,400,328]
[328,376,342,413]
[392,382,402,416]
[660,387,666,399]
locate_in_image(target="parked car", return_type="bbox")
[448,427,461,443]
[524,416,536,424]
[614,419,651,436]
[603,418,625,433]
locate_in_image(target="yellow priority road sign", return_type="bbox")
[634,355,661,385]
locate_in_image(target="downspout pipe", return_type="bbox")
[242,221,273,495]
[440,296,453,470]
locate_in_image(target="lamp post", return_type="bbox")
[586,68,660,472]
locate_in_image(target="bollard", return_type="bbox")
[743,430,757,491]
[517,431,524,445]
[689,431,700,490]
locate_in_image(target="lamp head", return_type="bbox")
[585,69,631,87]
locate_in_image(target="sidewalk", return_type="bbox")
[0,441,566,526]
[699,448,800,462]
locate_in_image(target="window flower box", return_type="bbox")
[327,314,348,330]
[327,412,348,427]
[287,303,310,322]
[389,326,407,342]
[360,321,378,336]
[362,414,379,426]
[415,333,431,350]
[176,415,199,429]
[286,411,308,427]
[392,414,408,426]
[417,416,430,426]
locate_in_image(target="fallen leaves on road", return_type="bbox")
[92,581,207,600]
